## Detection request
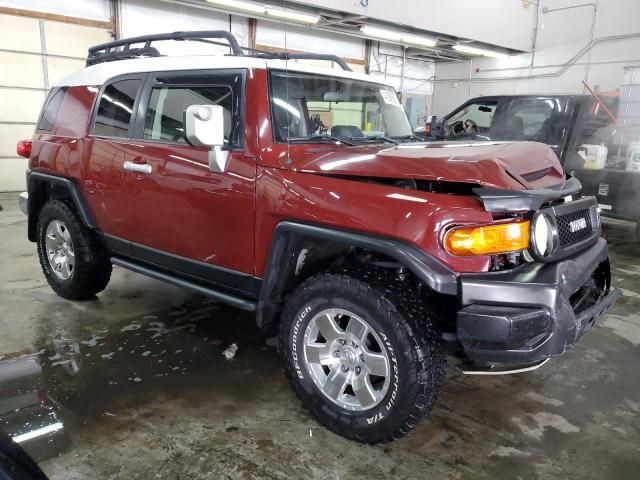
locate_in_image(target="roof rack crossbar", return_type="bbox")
[249,52,353,71]
[86,30,244,66]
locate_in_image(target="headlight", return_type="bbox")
[531,213,557,258]
[444,220,530,256]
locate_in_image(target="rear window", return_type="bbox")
[93,79,141,138]
[37,88,66,130]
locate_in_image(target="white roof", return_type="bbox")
[54,55,395,89]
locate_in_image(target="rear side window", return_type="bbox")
[144,85,233,144]
[37,88,66,130]
[93,79,141,138]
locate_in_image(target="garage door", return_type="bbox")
[0,12,111,192]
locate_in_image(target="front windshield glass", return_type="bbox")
[269,70,412,143]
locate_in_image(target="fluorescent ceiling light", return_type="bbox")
[265,8,319,24]
[453,44,509,59]
[360,25,437,48]
[207,0,263,14]
[207,0,320,24]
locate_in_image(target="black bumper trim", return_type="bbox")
[457,238,620,365]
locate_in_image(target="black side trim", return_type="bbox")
[111,257,257,311]
[103,234,261,298]
[256,221,459,329]
[27,171,96,241]
[473,175,582,212]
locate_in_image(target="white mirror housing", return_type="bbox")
[184,104,228,173]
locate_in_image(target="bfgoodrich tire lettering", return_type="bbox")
[37,200,112,300]
[279,268,446,443]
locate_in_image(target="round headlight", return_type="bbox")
[532,213,555,258]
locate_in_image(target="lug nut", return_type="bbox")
[333,351,340,357]
[338,339,346,345]
[355,366,361,374]
[342,365,349,372]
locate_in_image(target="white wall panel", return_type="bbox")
[0,14,40,52]
[120,0,247,55]
[0,0,109,21]
[0,90,44,123]
[0,52,44,88]
[44,22,111,58]
[255,21,364,60]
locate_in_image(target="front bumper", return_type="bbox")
[457,238,622,365]
[18,192,28,215]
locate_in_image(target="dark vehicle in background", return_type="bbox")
[420,94,640,238]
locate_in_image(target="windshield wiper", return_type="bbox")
[287,135,356,146]
[351,135,399,145]
[391,134,423,142]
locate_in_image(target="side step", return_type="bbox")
[458,358,550,375]
[111,257,257,312]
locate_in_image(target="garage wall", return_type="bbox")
[0,8,111,192]
[432,0,640,116]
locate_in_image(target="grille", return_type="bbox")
[556,208,594,247]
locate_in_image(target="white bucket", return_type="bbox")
[582,143,608,170]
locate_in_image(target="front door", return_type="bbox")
[122,70,256,282]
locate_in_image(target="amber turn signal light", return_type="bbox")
[444,221,530,256]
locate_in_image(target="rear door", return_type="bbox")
[85,76,143,241]
[122,70,257,286]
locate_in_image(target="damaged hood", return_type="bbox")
[290,141,566,190]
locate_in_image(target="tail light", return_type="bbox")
[17,140,32,159]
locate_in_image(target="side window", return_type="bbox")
[37,88,66,130]
[508,99,558,140]
[144,85,233,144]
[140,73,243,147]
[93,79,141,138]
[445,101,497,136]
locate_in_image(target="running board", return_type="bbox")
[110,257,257,312]
[459,358,550,375]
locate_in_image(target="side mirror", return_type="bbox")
[184,104,228,173]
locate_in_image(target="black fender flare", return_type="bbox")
[256,221,459,330]
[27,171,97,241]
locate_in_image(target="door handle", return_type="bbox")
[123,161,152,174]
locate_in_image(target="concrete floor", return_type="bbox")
[0,191,639,479]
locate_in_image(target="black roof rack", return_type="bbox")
[86,31,352,72]
[250,51,352,72]
[86,30,244,66]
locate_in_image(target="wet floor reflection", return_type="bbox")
[0,298,281,469]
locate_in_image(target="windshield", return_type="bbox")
[269,70,412,144]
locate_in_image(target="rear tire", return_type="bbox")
[37,200,112,300]
[279,267,446,443]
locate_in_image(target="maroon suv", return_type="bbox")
[16,32,621,443]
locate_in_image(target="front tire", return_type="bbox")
[279,268,446,443]
[37,200,112,300]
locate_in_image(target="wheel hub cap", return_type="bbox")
[45,220,75,280]
[303,308,391,412]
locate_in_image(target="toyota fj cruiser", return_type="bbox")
[17,31,621,443]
